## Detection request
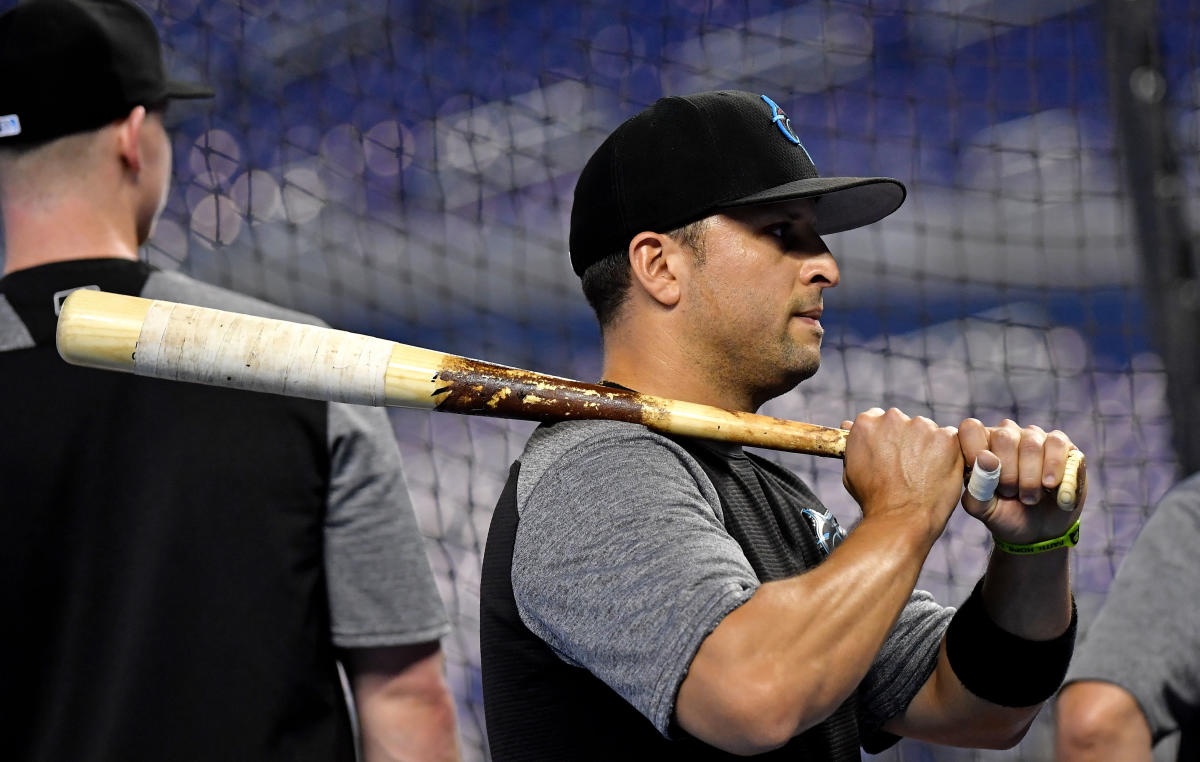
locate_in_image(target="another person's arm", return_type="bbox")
[1055,473,1200,760]
[1056,681,1152,761]
[325,402,458,759]
[344,643,460,762]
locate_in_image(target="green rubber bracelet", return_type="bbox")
[993,520,1082,555]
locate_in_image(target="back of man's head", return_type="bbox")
[0,0,212,151]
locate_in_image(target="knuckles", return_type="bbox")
[1017,428,1047,453]
[990,426,1020,450]
[1046,429,1071,448]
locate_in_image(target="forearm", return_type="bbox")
[348,644,461,762]
[677,514,936,752]
[359,690,459,762]
[981,546,1072,639]
[887,547,1075,747]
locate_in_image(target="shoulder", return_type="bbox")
[515,419,724,520]
[142,270,326,327]
[0,294,34,352]
[1154,472,1200,519]
[1122,472,1200,561]
[518,420,709,494]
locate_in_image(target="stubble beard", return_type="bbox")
[743,331,823,411]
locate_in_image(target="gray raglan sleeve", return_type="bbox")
[140,272,450,647]
[512,427,760,736]
[324,402,450,648]
[1064,475,1200,740]
[857,589,954,748]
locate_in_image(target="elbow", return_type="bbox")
[728,680,803,755]
[348,643,462,759]
[416,679,459,733]
[677,666,831,755]
[933,713,1033,751]
[982,715,1035,750]
[1055,682,1150,759]
[700,680,800,755]
[1057,700,1117,755]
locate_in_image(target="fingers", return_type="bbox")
[962,450,1001,522]
[988,420,1022,500]
[958,418,1080,508]
[958,418,989,462]
[969,450,1002,497]
[1042,430,1071,491]
[843,407,965,527]
[1016,424,1047,505]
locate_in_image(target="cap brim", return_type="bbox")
[164,79,215,100]
[721,176,906,235]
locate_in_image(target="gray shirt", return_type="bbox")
[1065,472,1200,758]
[511,419,953,739]
[139,270,449,646]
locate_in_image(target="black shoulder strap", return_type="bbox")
[480,461,674,759]
[480,461,572,760]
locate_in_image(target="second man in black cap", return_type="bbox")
[481,90,1086,759]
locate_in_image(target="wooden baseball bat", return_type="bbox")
[55,289,1084,509]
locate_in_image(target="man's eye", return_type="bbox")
[767,223,789,239]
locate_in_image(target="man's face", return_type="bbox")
[679,198,838,408]
[135,111,172,244]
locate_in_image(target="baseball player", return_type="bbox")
[480,90,1086,759]
[0,1,458,759]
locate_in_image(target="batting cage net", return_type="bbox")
[3,0,1197,759]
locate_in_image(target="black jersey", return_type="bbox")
[0,259,445,762]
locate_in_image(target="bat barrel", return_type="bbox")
[56,289,149,372]
[58,290,421,408]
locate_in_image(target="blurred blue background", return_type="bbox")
[3,0,1197,758]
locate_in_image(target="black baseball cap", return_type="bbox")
[0,0,213,146]
[569,90,906,276]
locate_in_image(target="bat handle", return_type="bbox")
[1056,448,1085,511]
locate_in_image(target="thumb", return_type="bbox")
[961,450,1001,523]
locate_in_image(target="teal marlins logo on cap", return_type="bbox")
[760,94,814,166]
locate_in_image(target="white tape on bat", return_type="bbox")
[134,300,395,405]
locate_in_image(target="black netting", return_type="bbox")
[3,1,1197,759]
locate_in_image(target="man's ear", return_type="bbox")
[114,106,148,174]
[628,230,688,308]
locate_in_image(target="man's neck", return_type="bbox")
[2,195,139,275]
[601,343,759,413]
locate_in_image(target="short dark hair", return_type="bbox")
[580,218,709,329]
